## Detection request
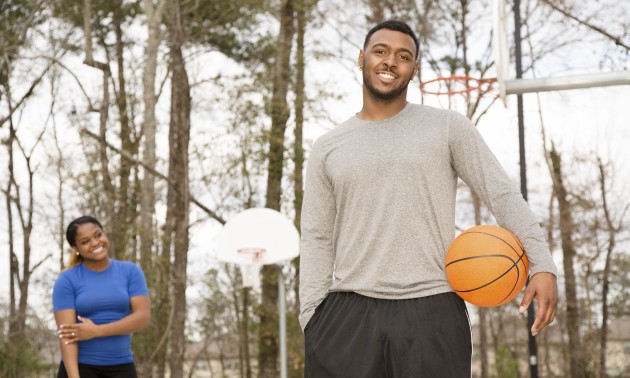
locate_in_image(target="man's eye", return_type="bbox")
[400,55,409,61]
[375,50,385,54]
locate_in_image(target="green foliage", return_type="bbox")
[0,318,56,378]
[180,0,274,66]
[198,268,234,335]
[0,0,45,86]
[50,0,141,31]
[493,345,520,378]
[607,252,630,317]
[48,0,141,52]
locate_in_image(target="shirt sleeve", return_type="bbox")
[447,111,557,277]
[299,140,337,331]
[52,273,76,312]
[127,264,149,297]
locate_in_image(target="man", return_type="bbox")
[299,20,558,377]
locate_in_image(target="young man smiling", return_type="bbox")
[299,20,558,377]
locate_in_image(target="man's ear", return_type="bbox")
[358,50,364,70]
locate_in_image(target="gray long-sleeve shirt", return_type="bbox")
[298,103,557,331]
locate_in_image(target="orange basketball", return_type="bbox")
[445,225,529,307]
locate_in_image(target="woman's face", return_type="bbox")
[73,222,110,263]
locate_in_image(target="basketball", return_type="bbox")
[445,225,529,307]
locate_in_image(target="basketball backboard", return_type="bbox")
[492,0,630,102]
[214,207,300,266]
[493,0,509,106]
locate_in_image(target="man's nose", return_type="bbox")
[383,54,396,68]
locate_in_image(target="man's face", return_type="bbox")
[359,29,419,102]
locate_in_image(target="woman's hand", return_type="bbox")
[58,316,100,344]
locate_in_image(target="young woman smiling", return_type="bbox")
[52,216,151,378]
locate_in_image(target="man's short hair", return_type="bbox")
[363,20,420,60]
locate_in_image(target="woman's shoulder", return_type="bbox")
[111,259,144,273]
[54,264,81,289]
[57,264,81,278]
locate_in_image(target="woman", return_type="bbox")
[53,216,151,378]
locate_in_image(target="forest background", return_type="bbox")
[1,0,629,377]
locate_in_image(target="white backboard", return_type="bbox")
[493,0,509,106]
[214,208,300,266]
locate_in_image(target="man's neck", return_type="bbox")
[356,91,409,121]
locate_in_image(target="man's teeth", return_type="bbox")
[379,72,395,79]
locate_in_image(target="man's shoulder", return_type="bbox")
[406,103,461,118]
[406,104,473,131]
[311,116,361,149]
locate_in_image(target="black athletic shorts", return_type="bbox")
[304,291,472,378]
[57,361,137,378]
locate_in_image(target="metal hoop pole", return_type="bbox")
[513,0,539,376]
[277,265,287,378]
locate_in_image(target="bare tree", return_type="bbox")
[546,143,585,378]
[260,0,296,376]
[165,0,192,376]
[81,0,118,252]
[2,118,51,377]
[538,0,630,51]
[133,1,168,376]
[596,158,629,377]
[110,0,138,259]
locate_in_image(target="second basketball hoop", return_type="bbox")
[420,75,498,98]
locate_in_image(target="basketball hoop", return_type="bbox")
[237,247,266,263]
[213,207,299,378]
[420,75,498,98]
[236,248,266,288]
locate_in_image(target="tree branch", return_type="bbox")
[539,0,630,50]
[80,128,226,224]
[0,66,52,128]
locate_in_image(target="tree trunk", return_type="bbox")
[260,0,295,376]
[135,1,166,375]
[291,0,307,372]
[5,117,17,335]
[166,0,191,376]
[52,121,66,271]
[4,101,48,377]
[470,190,489,378]
[82,0,115,254]
[366,0,385,24]
[112,0,134,259]
[294,0,305,238]
[548,144,585,378]
[16,158,35,337]
[597,158,617,378]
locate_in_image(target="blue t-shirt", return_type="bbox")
[52,259,149,365]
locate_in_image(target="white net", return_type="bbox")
[237,248,265,288]
[240,262,262,288]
